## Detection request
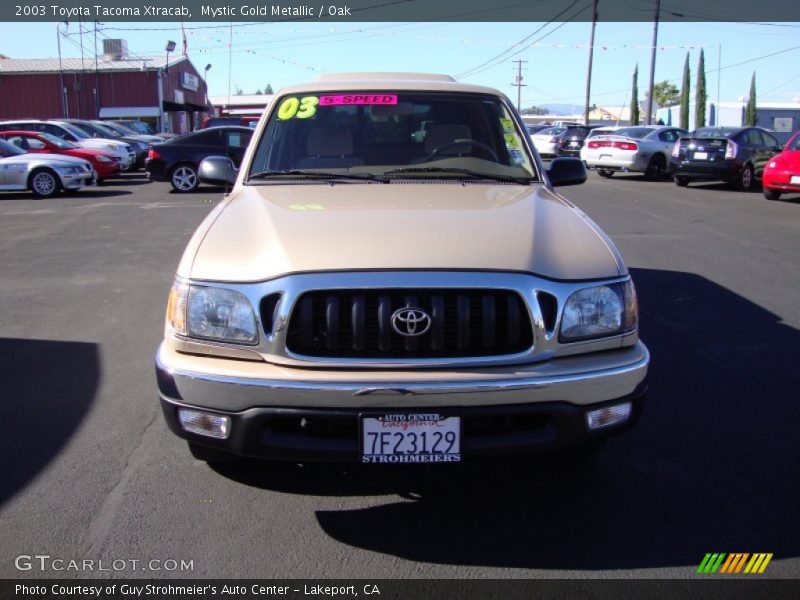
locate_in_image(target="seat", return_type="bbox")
[18,138,30,150]
[411,124,473,163]
[295,127,364,169]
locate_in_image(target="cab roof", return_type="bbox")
[278,72,507,98]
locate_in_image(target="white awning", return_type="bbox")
[98,106,160,118]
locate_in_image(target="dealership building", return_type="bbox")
[0,39,210,134]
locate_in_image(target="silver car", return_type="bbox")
[0,139,95,198]
[580,125,687,180]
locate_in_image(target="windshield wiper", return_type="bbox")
[247,170,387,183]
[383,167,533,184]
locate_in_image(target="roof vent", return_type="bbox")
[102,39,129,61]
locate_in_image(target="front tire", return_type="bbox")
[737,164,755,191]
[763,188,781,200]
[170,163,199,193]
[29,168,60,198]
[674,175,690,187]
[597,169,614,178]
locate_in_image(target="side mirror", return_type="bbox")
[547,157,587,187]
[198,156,238,186]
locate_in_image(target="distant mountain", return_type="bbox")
[539,103,584,116]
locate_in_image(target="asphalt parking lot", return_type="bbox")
[1,171,798,579]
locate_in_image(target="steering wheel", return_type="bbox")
[426,138,499,163]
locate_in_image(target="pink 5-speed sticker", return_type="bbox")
[319,94,398,105]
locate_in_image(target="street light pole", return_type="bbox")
[645,0,661,125]
[583,0,598,126]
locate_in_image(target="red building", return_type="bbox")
[0,39,210,134]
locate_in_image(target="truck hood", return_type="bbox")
[184,183,623,282]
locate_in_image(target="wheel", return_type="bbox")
[763,188,781,200]
[170,163,199,193]
[28,168,60,198]
[737,164,755,191]
[645,154,667,180]
[188,442,239,464]
[597,169,614,178]
[426,139,499,163]
[96,178,105,185]
[674,176,690,187]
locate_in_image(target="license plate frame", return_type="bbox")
[790,175,800,185]
[694,151,708,160]
[360,413,461,464]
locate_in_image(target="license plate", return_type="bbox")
[361,413,460,464]
[569,141,579,147]
[790,175,800,185]
[694,152,708,160]
[599,154,612,161]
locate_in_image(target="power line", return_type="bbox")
[457,0,585,78]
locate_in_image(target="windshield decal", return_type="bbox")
[319,94,398,106]
[277,96,320,120]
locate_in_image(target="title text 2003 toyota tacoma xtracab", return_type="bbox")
[156,73,649,465]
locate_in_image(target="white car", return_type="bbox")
[580,125,687,180]
[0,120,135,170]
[530,126,566,158]
[0,138,95,198]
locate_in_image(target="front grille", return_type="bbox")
[285,289,533,359]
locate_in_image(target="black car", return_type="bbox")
[145,126,254,192]
[58,119,150,170]
[670,126,784,190]
[556,125,601,157]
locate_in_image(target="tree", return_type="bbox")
[745,72,757,126]
[630,64,640,125]
[679,52,691,130]
[265,84,274,94]
[653,80,680,107]
[521,105,549,115]
[254,89,263,95]
[234,85,243,96]
[695,48,707,128]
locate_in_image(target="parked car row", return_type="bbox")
[0,138,95,198]
[572,123,799,200]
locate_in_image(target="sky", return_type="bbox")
[2,20,799,110]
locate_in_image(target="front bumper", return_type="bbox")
[156,341,649,461]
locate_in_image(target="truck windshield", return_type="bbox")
[248,91,537,182]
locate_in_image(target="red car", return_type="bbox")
[0,130,121,182]
[763,131,800,200]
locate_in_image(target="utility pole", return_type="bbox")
[56,22,68,118]
[511,59,527,112]
[645,0,661,125]
[583,0,598,126]
[716,43,722,126]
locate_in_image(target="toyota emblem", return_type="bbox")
[391,307,432,337]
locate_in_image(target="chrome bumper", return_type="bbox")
[156,341,649,412]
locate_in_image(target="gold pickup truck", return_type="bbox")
[156,73,649,465]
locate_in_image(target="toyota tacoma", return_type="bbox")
[156,73,649,464]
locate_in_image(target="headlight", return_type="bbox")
[559,279,637,342]
[64,166,82,174]
[167,280,258,344]
[96,155,112,163]
[109,144,121,150]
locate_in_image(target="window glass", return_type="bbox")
[744,129,763,145]
[249,91,537,181]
